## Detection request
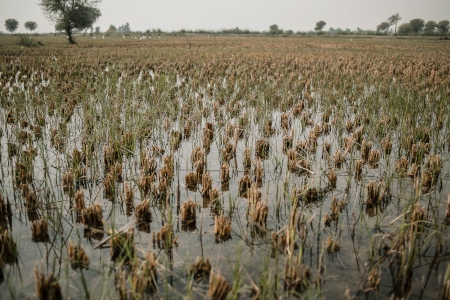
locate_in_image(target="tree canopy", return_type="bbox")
[315,21,326,32]
[437,20,450,34]
[388,13,401,35]
[39,0,101,44]
[269,24,282,35]
[377,22,390,33]
[5,19,19,34]
[424,20,437,35]
[25,21,38,33]
[398,23,413,36]
[409,18,425,35]
[117,23,130,34]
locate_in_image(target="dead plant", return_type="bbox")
[74,189,85,211]
[68,240,89,270]
[209,270,230,300]
[135,199,152,222]
[189,257,211,280]
[181,198,196,222]
[34,267,63,300]
[110,229,134,261]
[214,215,232,242]
[326,236,340,254]
[366,180,385,206]
[31,219,49,242]
[81,204,103,227]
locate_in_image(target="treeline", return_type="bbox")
[376,14,449,36]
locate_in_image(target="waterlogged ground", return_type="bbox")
[0,35,450,299]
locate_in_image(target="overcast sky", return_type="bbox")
[1,0,449,33]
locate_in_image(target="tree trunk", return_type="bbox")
[66,27,76,45]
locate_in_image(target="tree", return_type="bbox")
[437,20,449,35]
[398,23,413,36]
[377,22,390,34]
[109,24,116,30]
[388,13,401,35]
[39,0,101,44]
[24,21,38,34]
[269,24,282,35]
[117,22,130,34]
[5,19,19,34]
[409,18,425,35]
[335,28,344,34]
[424,20,437,35]
[95,26,100,34]
[315,20,326,33]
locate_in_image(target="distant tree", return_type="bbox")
[285,29,294,35]
[437,20,449,35]
[398,23,413,36]
[409,18,425,35]
[95,26,100,34]
[269,24,282,35]
[357,27,364,34]
[315,20,326,33]
[388,13,401,35]
[117,22,130,34]
[424,20,437,35]
[377,22,390,34]
[39,0,101,44]
[109,24,116,30]
[5,19,19,34]
[24,21,38,34]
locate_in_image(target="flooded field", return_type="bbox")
[0,35,450,299]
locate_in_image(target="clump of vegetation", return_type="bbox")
[214,215,232,242]
[31,219,49,242]
[68,241,89,270]
[152,224,177,249]
[110,229,134,261]
[81,204,103,227]
[17,35,40,47]
[135,199,151,222]
[181,198,196,222]
[209,270,230,300]
[189,257,211,280]
[284,260,313,294]
[0,230,18,264]
[34,267,63,300]
[116,252,158,298]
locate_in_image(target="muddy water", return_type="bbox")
[1,89,449,299]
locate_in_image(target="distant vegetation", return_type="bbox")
[2,10,449,38]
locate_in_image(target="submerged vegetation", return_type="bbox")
[0,35,450,298]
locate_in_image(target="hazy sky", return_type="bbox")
[1,0,449,33]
